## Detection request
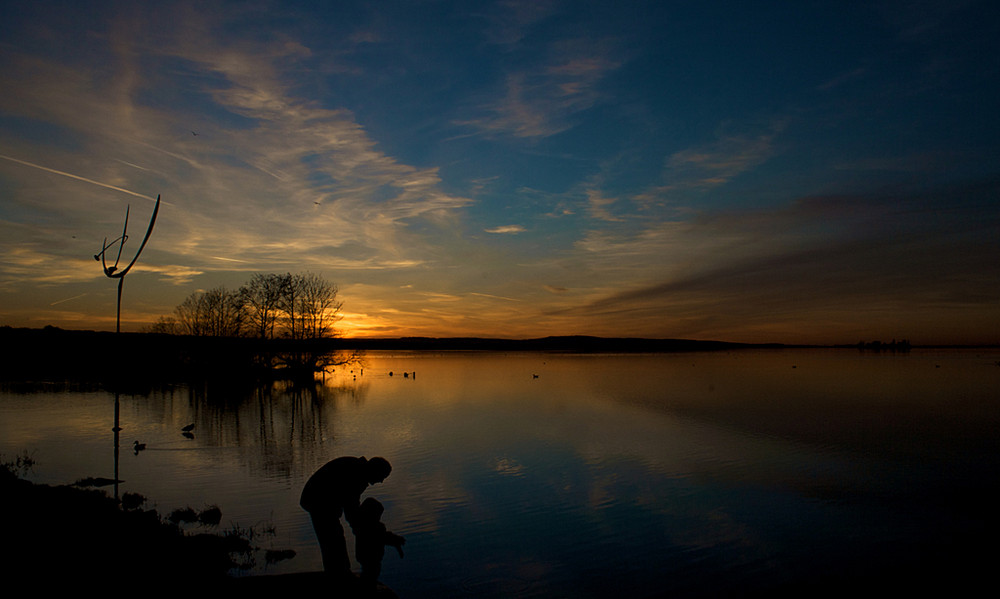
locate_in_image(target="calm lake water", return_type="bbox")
[3,349,1000,597]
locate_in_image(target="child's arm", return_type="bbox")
[385,531,406,558]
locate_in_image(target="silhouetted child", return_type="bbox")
[352,497,405,590]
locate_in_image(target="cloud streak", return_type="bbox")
[0,154,158,202]
[553,182,1000,342]
[1,1,998,343]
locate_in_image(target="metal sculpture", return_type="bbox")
[93,194,160,502]
[94,194,161,333]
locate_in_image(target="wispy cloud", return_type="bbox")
[482,0,562,47]
[2,1,996,342]
[585,189,623,222]
[579,122,786,220]
[0,9,478,327]
[485,225,526,234]
[458,43,621,138]
[555,182,1000,342]
[128,15,472,272]
[664,127,781,189]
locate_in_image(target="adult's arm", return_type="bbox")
[342,479,367,524]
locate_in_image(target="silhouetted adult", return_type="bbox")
[300,456,393,578]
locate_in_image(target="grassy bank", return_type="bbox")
[2,460,245,590]
[1,456,398,597]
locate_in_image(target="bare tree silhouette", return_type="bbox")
[240,272,291,339]
[94,195,161,333]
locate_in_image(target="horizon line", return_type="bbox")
[3,324,994,349]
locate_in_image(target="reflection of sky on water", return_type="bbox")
[2,350,999,596]
[371,371,863,596]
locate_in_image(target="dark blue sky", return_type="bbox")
[1,0,998,343]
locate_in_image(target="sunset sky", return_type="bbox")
[1,0,998,344]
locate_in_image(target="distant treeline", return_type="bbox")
[10,326,987,386]
[0,326,764,385]
[856,339,912,351]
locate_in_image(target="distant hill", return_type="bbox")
[332,335,767,352]
[0,325,774,355]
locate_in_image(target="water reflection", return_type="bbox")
[2,350,1000,596]
[158,375,373,473]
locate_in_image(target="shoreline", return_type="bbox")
[8,324,994,352]
[2,324,980,386]
[1,462,391,597]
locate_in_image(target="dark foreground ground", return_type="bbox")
[1,465,394,597]
[4,461,993,597]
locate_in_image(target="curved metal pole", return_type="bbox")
[115,196,159,278]
[117,277,124,334]
[94,194,161,331]
[93,194,160,502]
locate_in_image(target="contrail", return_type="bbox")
[50,293,88,306]
[115,159,149,171]
[0,154,158,202]
[470,292,522,302]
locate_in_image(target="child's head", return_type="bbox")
[359,497,384,521]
